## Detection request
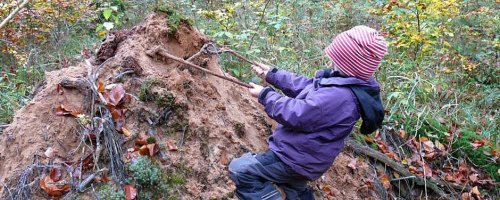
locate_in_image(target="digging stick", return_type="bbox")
[146,47,252,88]
[222,48,258,65]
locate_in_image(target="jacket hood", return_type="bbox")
[315,69,384,134]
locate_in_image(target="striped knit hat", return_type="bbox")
[324,25,388,80]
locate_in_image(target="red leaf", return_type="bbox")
[54,105,80,117]
[109,84,125,106]
[321,185,335,197]
[124,185,137,200]
[135,138,148,146]
[40,176,70,197]
[49,168,62,182]
[138,145,148,156]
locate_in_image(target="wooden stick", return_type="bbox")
[222,47,258,65]
[345,139,458,200]
[146,47,252,88]
[0,0,29,30]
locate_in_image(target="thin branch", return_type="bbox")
[0,0,29,30]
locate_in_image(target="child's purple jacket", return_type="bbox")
[258,68,381,180]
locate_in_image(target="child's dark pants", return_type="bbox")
[229,150,315,200]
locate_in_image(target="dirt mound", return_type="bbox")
[0,13,378,199]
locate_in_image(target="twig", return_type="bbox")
[0,0,29,30]
[77,168,107,192]
[345,139,457,200]
[146,47,252,88]
[114,70,135,81]
[0,124,9,128]
[178,125,188,149]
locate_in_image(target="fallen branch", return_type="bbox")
[0,0,29,30]
[345,139,461,200]
[77,168,107,192]
[146,47,252,88]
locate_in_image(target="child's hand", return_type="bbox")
[251,63,271,79]
[248,82,264,97]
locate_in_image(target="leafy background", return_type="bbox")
[1,0,498,198]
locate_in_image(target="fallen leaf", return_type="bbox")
[422,140,435,153]
[49,168,62,182]
[470,186,480,196]
[434,140,445,151]
[40,176,70,197]
[55,105,80,117]
[469,174,479,183]
[378,172,391,190]
[124,185,137,200]
[322,185,335,197]
[166,140,178,151]
[461,192,471,200]
[138,145,149,156]
[347,158,358,170]
[56,84,64,95]
[363,135,374,144]
[109,84,125,106]
[146,144,159,156]
[399,129,407,139]
[97,79,105,93]
[409,166,418,174]
[135,138,148,146]
[122,127,132,137]
[423,163,433,177]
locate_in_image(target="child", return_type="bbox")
[229,26,387,200]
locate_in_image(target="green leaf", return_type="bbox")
[103,9,113,20]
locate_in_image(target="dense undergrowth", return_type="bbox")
[1,0,498,197]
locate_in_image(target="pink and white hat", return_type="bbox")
[324,25,388,80]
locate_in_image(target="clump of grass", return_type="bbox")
[98,184,125,200]
[232,122,245,138]
[155,91,177,109]
[128,156,185,199]
[154,5,192,33]
[139,78,159,101]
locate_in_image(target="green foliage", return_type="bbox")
[93,0,128,38]
[139,78,159,101]
[155,5,192,33]
[98,184,125,200]
[128,156,184,199]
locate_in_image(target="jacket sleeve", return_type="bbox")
[258,86,347,132]
[265,68,313,98]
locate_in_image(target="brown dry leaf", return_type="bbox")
[444,174,455,182]
[49,168,62,182]
[435,140,445,151]
[125,185,137,200]
[40,176,70,197]
[378,172,391,190]
[469,174,479,183]
[423,164,433,177]
[470,186,480,196]
[398,129,407,139]
[138,145,149,156]
[409,166,418,174]
[55,105,80,117]
[461,192,471,200]
[363,135,374,144]
[97,79,105,93]
[423,152,436,159]
[166,140,178,151]
[56,84,64,95]
[146,144,159,156]
[135,138,148,146]
[109,84,125,106]
[419,136,429,142]
[322,185,335,197]
[422,140,435,153]
[347,158,358,170]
